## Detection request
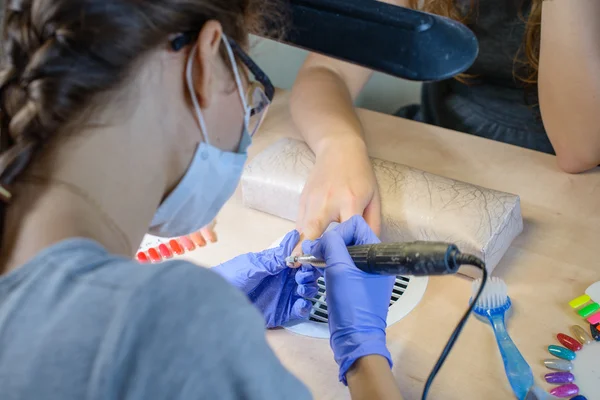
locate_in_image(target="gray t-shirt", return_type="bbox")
[0,238,311,399]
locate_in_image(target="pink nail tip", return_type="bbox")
[587,311,600,325]
[180,236,196,251]
[549,384,579,398]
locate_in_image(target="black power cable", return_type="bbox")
[421,254,488,399]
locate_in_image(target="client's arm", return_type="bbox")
[290,0,410,244]
[539,0,600,172]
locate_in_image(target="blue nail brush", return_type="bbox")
[471,277,534,400]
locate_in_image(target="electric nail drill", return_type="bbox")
[286,241,485,276]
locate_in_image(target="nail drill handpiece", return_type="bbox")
[286,241,467,276]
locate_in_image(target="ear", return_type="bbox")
[193,20,223,109]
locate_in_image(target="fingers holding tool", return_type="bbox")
[295,265,321,299]
[300,216,394,384]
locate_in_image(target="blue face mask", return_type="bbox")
[149,35,252,238]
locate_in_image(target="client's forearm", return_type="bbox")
[290,54,371,155]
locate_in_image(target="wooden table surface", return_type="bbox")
[186,91,600,399]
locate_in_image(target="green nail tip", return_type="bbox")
[578,302,600,318]
[548,345,576,361]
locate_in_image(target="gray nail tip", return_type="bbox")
[543,359,573,371]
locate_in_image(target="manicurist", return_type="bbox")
[0,1,403,399]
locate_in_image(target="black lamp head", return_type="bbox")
[265,0,478,82]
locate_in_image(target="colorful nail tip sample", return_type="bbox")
[557,334,582,351]
[543,359,573,371]
[549,384,578,398]
[577,302,599,318]
[180,236,196,251]
[136,252,149,263]
[570,325,593,345]
[548,345,576,361]
[169,239,184,255]
[544,372,574,384]
[569,294,591,309]
[590,323,600,341]
[587,311,600,325]
[138,233,210,264]
[570,396,587,400]
[147,248,161,262]
[190,232,206,247]
[158,244,172,259]
[206,231,217,243]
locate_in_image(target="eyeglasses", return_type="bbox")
[171,33,274,137]
[226,39,274,137]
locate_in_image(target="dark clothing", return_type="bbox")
[400,0,554,154]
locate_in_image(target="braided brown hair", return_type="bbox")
[0,0,283,247]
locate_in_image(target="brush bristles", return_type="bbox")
[472,277,508,309]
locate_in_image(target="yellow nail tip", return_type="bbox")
[569,294,591,309]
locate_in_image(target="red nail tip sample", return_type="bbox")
[169,239,184,255]
[136,252,149,263]
[158,244,172,259]
[180,236,196,251]
[147,247,162,263]
[557,333,583,352]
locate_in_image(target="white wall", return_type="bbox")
[250,37,422,115]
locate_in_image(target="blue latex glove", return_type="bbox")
[303,216,395,384]
[213,230,319,328]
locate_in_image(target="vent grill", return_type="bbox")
[308,276,411,323]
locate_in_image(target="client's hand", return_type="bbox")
[294,140,381,254]
[303,216,395,384]
[212,230,319,328]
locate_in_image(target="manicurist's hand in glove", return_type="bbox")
[214,216,402,399]
[304,216,404,400]
[212,230,320,328]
